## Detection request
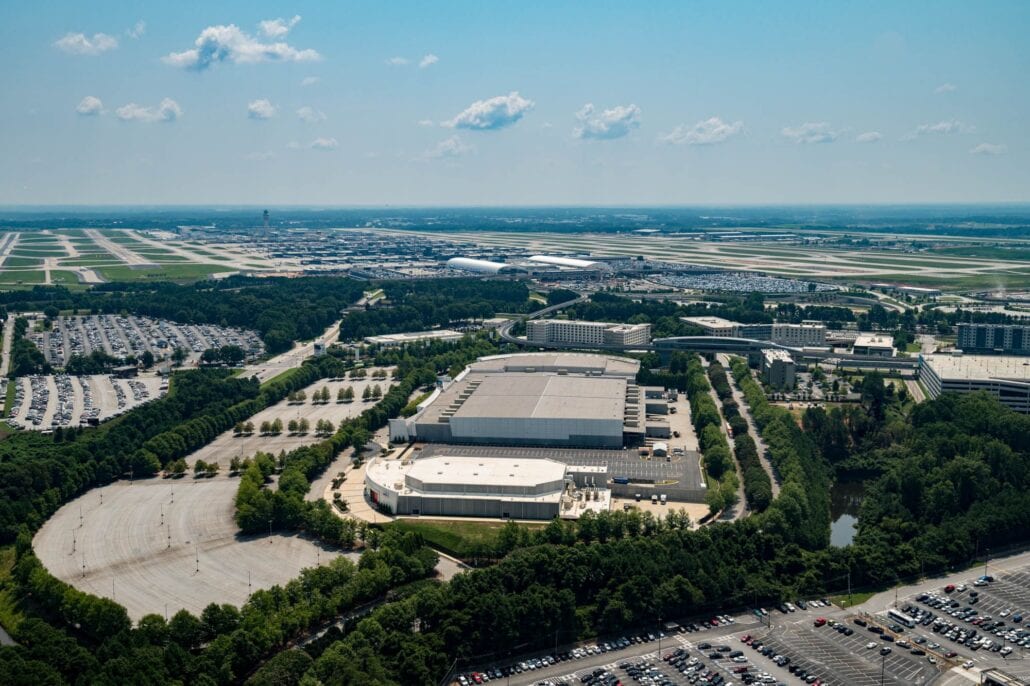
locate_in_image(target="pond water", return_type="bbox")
[830,480,865,547]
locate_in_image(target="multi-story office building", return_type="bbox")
[526,319,651,347]
[771,323,826,347]
[761,349,796,389]
[957,323,1030,355]
[682,317,825,347]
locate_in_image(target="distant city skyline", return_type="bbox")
[1,1,1028,205]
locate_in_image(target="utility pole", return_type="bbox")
[985,547,990,578]
[195,542,199,573]
[248,570,251,592]
[848,567,853,608]
[880,654,885,686]
[657,615,662,658]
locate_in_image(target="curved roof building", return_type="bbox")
[446,257,519,274]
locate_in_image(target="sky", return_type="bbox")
[1,0,1028,206]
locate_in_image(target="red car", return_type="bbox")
[945,651,958,658]
[945,584,956,593]
[741,634,752,643]
[814,617,827,627]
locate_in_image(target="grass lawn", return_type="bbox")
[96,263,231,282]
[830,590,876,609]
[905,342,922,353]
[388,518,542,559]
[0,270,46,284]
[2,256,44,268]
[3,379,16,417]
[50,270,81,285]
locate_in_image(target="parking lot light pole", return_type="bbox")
[657,615,662,658]
[880,654,885,686]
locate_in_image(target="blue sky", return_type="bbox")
[1,1,1027,205]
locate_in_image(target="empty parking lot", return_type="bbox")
[33,477,354,622]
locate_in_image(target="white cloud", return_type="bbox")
[573,103,641,140]
[781,122,841,144]
[385,56,409,66]
[661,116,743,145]
[76,96,104,116]
[417,119,435,127]
[163,23,321,70]
[115,98,182,123]
[419,53,439,69]
[856,131,883,143]
[935,83,957,94]
[301,76,320,87]
[127,20,146,39]
[54,32,118,55]
[425,135,472,159]
[247,99,277,119]
[297,106,326,123]
[904,119,973,139]
[259,15,301,38]
[310,137,338,151]
[445,92,534,130]
[970,143,1006,156]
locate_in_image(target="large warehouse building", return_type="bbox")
[389,352,666,447]
[919,353,1030,413]
[365,455,580,519]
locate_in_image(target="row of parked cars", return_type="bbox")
[35,314,264,367]
[913,587,1029,653]
[743,634,821,685]
[459,620,752,686]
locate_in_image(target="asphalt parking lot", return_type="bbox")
[29,314,263,367]
[756,617,940,686]
[8,373,165,430]
[185,369,395,469]
[33,478,353,622]
[890,563,1030,683]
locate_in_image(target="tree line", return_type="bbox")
[708,360,773,512]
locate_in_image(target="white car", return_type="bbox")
[866,642,877,649]
[962,660,974,669]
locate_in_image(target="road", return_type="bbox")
[718,354,780,499]
[700,357,746,522]
[0,313,14,379]
[242,318,342,383]
[906,379,928,403]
